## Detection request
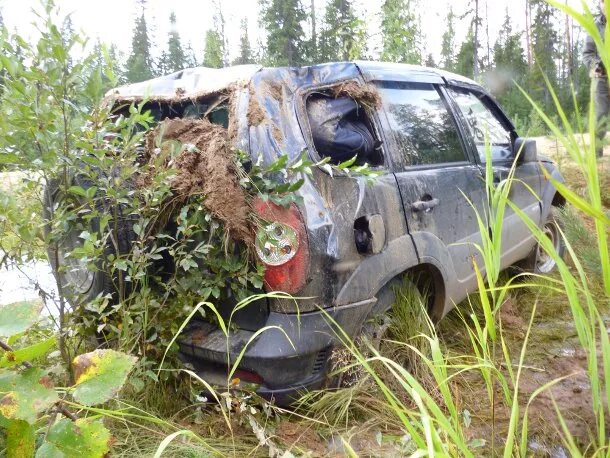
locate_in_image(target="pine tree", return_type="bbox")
[183,43,198,68]
[259,0,307,66]
[424,53,435,68]
[159,12,186,75]
[455,27,476,79]
[493,10,527,74]
[492,10,529,122]
[125,1,154,83]
[233,18,254,65]
[203,30,225,68]
[529,0,558,109]
[440,7,456,71]
[318,0,365,62]
[380,0,421,64]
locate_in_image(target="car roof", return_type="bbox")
[353,61,479,87]
[105,61,480,102]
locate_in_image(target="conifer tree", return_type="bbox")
[492,10,529,121]
[183,43,198,68]
[424,53,435,68]
[440,7,456,72]
[380,0,421,64]
[318,0,365,62]
[203,30,225,68]
[259,0,307,66]
[233,18,254,65]
[455,27,476,79]
[529,0,558,109]
[159,12,186,74]
[125,1,154,83]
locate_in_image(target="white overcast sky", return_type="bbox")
[0,0,595,63]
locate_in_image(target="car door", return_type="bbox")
[375,80,488,299]
[447,87,542,268]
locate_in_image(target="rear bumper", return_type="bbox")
[178,298,376,405]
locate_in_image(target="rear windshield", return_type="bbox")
[112,97,230,130]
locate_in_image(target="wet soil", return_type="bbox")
[329,81,383,111]
[145,118,252,243]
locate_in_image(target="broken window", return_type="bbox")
[113,96,230,130]
[306,91,383,167]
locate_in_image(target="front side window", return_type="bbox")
[449,88,512,162]
[378,81,466,166]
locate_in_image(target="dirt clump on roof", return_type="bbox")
[144,118,252,243]
[329,81,382,110]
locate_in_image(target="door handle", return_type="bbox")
[411,198,440,213]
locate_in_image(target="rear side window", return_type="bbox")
[377,81,466,166]
[306,91,384,167]
[448,88,512,162]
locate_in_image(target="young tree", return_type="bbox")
[233,18,254,65]
[440,7,456,71]
[203,29,224,68]
[159,12,187,75]
[318,0,366,62]
[125,1,154,83]
[259,0,307,66]
[380,0,421,64]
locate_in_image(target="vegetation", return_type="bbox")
[0,0,608,456]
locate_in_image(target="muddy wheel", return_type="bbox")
[326,277,425,389]
[43,172,138,307]
[521,206,565,275]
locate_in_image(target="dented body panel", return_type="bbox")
[118,62,564,403]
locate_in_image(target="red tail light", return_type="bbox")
[253,198,309,294]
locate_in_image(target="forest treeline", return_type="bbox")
[76,0,595,133]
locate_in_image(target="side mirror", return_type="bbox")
[513,137,538,163]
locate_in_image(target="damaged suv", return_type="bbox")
[50,62,565,404]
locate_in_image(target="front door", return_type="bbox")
[375,81,488,300]
[447,87,542,268]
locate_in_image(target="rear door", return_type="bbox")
[376,80,488,297]
[447,87,542,268]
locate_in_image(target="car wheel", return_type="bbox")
[43,172,138,307]
[522,206,565,275]
[326,277,425,388]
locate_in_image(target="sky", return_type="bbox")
[0,0,594,64]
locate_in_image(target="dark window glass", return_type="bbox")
[377,81,466,166]
[449,88,512,162]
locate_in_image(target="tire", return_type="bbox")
[43,170,138,307]
[327,277,425,389]
[520,206,566,275]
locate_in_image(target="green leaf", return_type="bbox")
[0,337,57,368]
[67,186,88,197]
[0,301,42,337]
[0,368,58,423]
[7,419,36,458]
[71,349,137,406]
[36,418,111,458]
